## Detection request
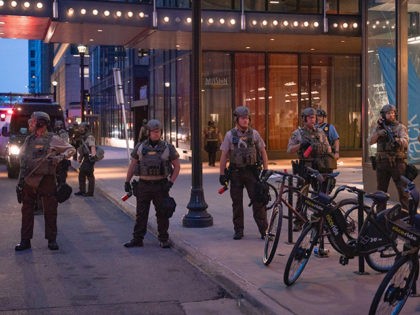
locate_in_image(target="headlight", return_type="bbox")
[9,145,20,155]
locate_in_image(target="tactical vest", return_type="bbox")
[376,122,406,158]
[137,140,171,177]
[24,132,56,176]
[229,128,258,168]
[206,126,218,141]
[297,128,324,159]
[319,123,333,146]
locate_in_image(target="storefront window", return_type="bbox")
[268,54,298,151]
[366,2,396,157]
[176,53,191,149]
[407,1,420,163]
[202,52,232,140]
[235,53,266,140]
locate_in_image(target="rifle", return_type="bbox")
[379,121,398,149]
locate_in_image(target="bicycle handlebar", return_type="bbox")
[263,169,305,185]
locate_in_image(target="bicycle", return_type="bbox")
[369,176,420,315]
[262,168,341,265]
[283,177,400,286]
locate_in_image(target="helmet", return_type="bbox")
[233,106,250,120]
[31,111,50,128]
[301,107,316,121]
[54,120,64,130]
[146,119,162,131]
[316,109,327,117]
[142,118,148,125]
[380,104,397,119]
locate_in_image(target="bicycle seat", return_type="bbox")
[324,172,340,178]
[366,191,390,204]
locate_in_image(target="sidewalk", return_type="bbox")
[80,147,417,315]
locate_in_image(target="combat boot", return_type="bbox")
[15,239,31,251]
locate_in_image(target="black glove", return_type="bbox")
[219,175,228,186]
[16,184,23,204]
[124,181,132,193]
[164,180,173,192]
[88,155,96,163]
[300,139,311,150]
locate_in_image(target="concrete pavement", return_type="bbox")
[76,146,419,315]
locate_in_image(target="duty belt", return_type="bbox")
[138,178,167,184]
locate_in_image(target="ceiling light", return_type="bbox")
[24,2,30,8]
[128,11,133,18]
[220,18,225,24]
[36,2,43,9]
[92,9,98,15]
[342,22,348,28]
[283,20,289,26]
[273,20,278,26]
[303,21,309,27]
[208,18,214,24]
[252,20,257,26]
[104,10,110,16]
[11,1,17,8]
[262,20,268,26]
[313,21,319,27]
[81,8,86,15]
[116,11,122,17]
[67,8,74,16]
[230,19,236,25]
[352,22,358,28]
[163,16,169,22]
[186,17,192,23]
[139,12,145,18]
[0,1,4,7]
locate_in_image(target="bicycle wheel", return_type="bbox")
[283,223,318,286]
[340,198,369,240]
[365,244,398,272]
[369,255,418,315]
[265,182,278,211]
[263,203,283,265]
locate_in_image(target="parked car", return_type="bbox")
[2,98,65,178]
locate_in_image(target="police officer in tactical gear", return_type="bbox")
[74,122,97,197]
[316,109,340,160]
[368,104,409,210]
[54,120,71,185]
[219,106,269,240]
[203,120,222,167]
[124,119,180,248]
[287,107,332,231]
[15,111,75,251]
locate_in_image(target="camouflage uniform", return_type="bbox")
[16,112,75,251]
[369,108,409,210]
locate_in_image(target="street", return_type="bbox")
[0,164,243,315]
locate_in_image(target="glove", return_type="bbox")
[377,118,384,127]
[219,175,228,186]
[124,181,132,193]
[164,181,173,192]
[376,129,387,137]
[300,139,311,150]
[88,155,96,163]
[16,184,23,204]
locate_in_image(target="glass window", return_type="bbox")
[202,52,232,141]
[407,1,420,162]
[176,53,191,149]
[367,2,396,157]
[268,54,298,151]
[235,53,266,140]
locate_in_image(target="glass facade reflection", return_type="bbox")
[146,50,360,157]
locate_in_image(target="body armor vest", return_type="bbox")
[376,122,406,158]
[137,141,171,177]
[206,126,218,140]
[24,133,55,176]
[229,128,258,168]
[297,128,325,159]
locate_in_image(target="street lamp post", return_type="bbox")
[52,80,57,102]
[77,44,87,122]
